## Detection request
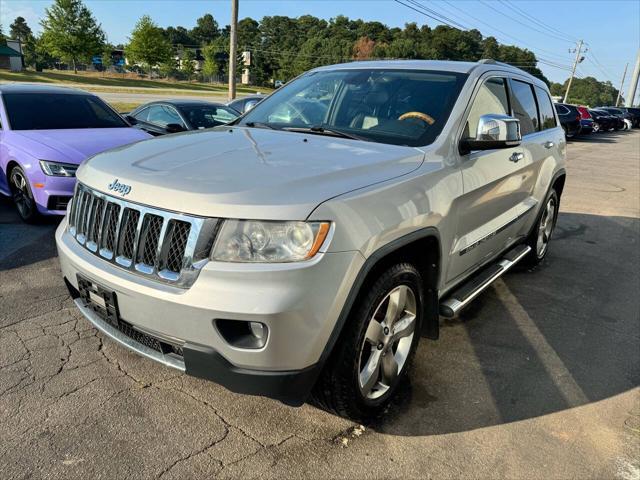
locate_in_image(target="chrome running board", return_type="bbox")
[74,299,186,372]
[439,244,531,318]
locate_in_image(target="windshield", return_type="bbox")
[181,105,240,129]
[4,93,128,130]
[239,69,468,147]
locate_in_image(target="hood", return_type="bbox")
[11,128,151,164]
[78,127,425,220]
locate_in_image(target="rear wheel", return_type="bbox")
[312,263,423,420]
[9,166,40,223]
[524,188,558,267]
[592,122,600,133]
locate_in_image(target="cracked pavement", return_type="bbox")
[1,130,639,479]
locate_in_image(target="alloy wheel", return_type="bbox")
[358,285,416,400]
[536,197,556,258]
[10,169,34,219]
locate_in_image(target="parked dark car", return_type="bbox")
[127,100,240,136]
[600,107,633,130]
[588,109,614,132]
[554,103,581,138]
[591,109,623,131]
[617,107,640,127]
[227,94,266,114]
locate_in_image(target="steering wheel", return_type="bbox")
[398,111,436,126]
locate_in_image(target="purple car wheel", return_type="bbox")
[10,166,39,222]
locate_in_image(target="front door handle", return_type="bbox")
[543,141,554,149]
[509,152,524,163]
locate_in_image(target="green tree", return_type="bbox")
[126,15,173,74]
[201,43,220,82]
[191,14,219,45]
[158,57,177,79]
[40,0,105,73]
[10,16,32,41]
[181,48,196,79]
[101,44,114,71]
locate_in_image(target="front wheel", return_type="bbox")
[9,166,40,223]
[312,263,424,420]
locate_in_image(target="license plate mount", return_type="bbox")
[77,274,120,328]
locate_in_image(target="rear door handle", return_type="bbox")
[509,152,524,163]
[543,141,554,149]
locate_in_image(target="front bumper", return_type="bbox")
[56,216,364,404]
[33,175,75,216]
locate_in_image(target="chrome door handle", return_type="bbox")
[543,141,554,149]
[509,152,524,163]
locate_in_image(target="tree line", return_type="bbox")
[2,0,621,106]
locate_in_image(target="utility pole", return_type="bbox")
[616,63,628,107]
[625,49,640,107]
[563,40,584,104]
[228,0,238,101]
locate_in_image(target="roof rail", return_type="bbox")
[478,58,514,68]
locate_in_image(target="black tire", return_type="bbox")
[312,263,424,421]
[523,188,559,267]
[9,165,40,223]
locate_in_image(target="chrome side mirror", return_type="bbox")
[460,114,521,154]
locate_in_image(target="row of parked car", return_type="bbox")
[0,84,265,222]
[555,102,640,139]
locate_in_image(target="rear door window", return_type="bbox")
[510,80,539,135]
[534,86,557,130]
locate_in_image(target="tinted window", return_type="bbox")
[465,77,510,138]
[132,106,150,122]
[534,86,556,130]
[4,93,127,130]
[146,105,184,127]
[510,80,538,135]
[554,104,569,115]
[241,69,468,147]
[181,105,239,129]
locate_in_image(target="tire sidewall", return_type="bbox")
[9,166,38,222]
[534,189,559,261]
[349,264,424,412]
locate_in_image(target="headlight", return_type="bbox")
[211,220,331,263]
[39,160,78,177]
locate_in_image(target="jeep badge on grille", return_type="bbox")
[108,179,131,197]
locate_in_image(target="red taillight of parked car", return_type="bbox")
[578,106,592,119]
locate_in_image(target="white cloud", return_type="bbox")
[0,0,44,35]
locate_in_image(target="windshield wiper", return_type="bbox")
[244,121,277,130]
[282,125,369,141]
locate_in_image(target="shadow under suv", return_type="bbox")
[56,60,566,420]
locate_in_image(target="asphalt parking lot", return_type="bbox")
[1,130,639,479]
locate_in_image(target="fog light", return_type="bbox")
[216,319,269,349]
[249,321,266,340]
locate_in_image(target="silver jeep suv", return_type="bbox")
[56,60,566,420]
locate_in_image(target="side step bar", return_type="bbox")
[439,244,531,318]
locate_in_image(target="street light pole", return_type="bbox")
[625,49,640,107]
[563,40,584,104]
[228,0,238,101]
[616,63,628,107]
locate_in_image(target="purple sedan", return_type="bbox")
[0,84,151,222]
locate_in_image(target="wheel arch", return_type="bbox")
[316,228,442,380]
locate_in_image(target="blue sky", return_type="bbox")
[1,0,638,97]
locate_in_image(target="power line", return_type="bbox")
[392,0,464,30]
[438,0,571,63]
[404,0,469,30]
[499,0,578,43]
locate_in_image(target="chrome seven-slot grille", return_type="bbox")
[68,183,219,287]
